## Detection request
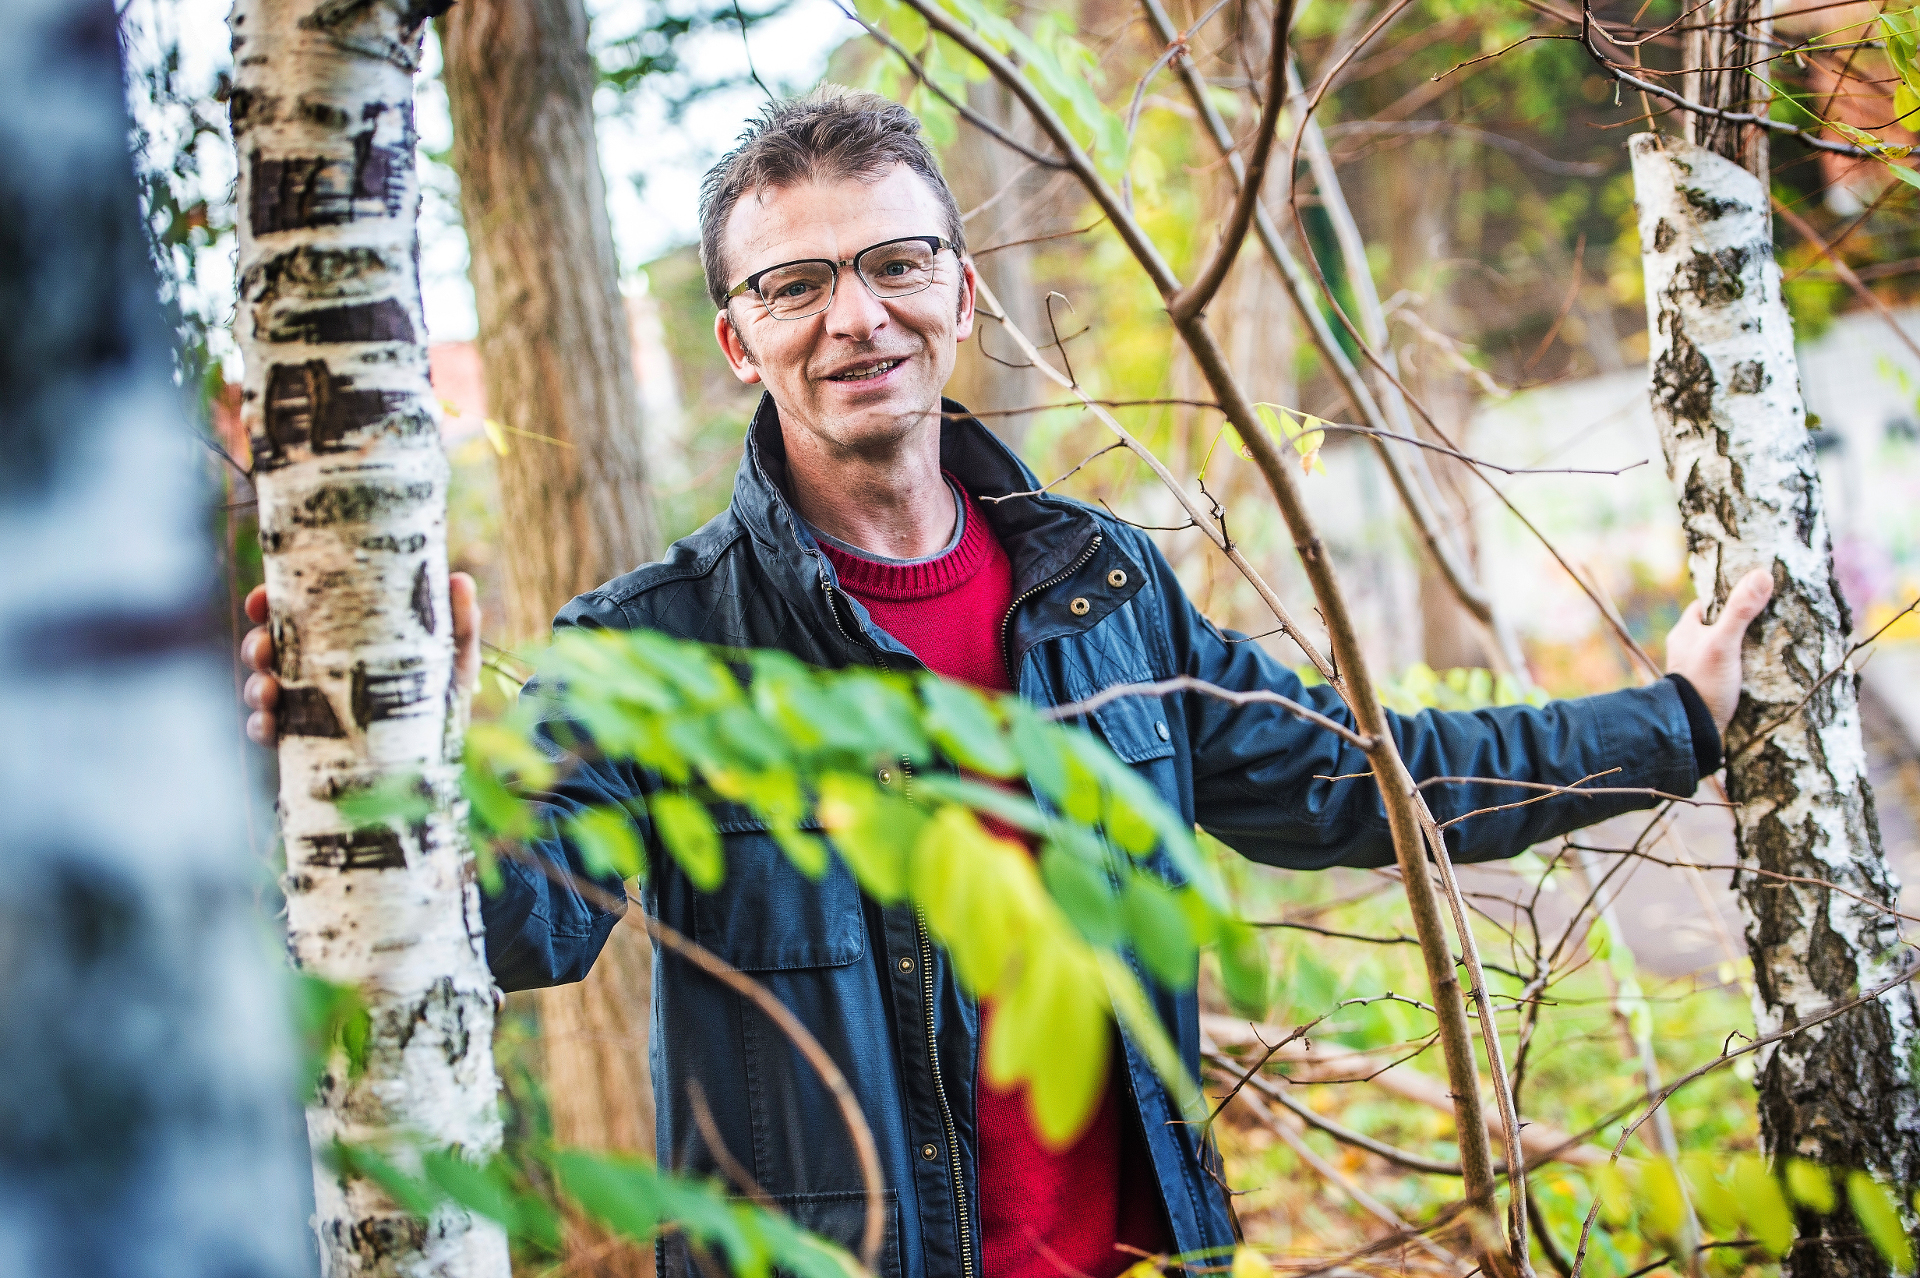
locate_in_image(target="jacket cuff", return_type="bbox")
[1665,673,1723,777]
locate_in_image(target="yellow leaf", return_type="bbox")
[1229,1247,1274,1278]
[482,417,509,456]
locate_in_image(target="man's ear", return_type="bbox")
[954,255,978,342]
[714,308,763,385]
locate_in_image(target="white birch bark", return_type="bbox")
[1632,133,1920,1258]
[228,1,507,1273]
[0,2,308,1272]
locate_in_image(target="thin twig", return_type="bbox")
[1040,673,1376,750]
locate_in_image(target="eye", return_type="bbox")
[772,280,817,300]
[877,259,911,277]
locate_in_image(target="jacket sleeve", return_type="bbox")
[1146,541,1703,870]
[478,591,647,992]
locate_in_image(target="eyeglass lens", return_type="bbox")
[755,239,940,319]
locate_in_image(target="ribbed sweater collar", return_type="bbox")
[817,477,994,601]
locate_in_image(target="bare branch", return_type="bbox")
[1039,673,1377,750]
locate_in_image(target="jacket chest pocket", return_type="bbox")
[1058,610,1177,767]
[693,815,866,971]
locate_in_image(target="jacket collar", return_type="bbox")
[734,393,1101,593]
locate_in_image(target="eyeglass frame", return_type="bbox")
[723,235,959,320]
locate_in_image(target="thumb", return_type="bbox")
[1714,567,1773,636]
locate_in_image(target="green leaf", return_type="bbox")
[1732,1155,1792,1258]
[910,772,1049,835]
[463,759,533,841]
[293,973,371,1094]
[1593,1162,1635,1227]
[920,676,1020,777]
[422,1149,514,1230]
[1787,1159,1836,1213]
[465,720,558,790]
[1041,842,1122,947]
[327,1141,442,1218]
[567,806,645,880]
[772,825,829,879]
[335,771,432,828]
[991,938,1109,1144]
[650,792,724,890]
[1120,874,1197,989]
[551,1150,662,1242]
[1849,1171,1914,1272]
[1006,703,1070,804]
[817,773,921,901]
[1215,920,1272,1017]
[1639,1157,1685,1240]
[1681,1154,1740,1238]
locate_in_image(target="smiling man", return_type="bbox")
[243,87,1770,1278]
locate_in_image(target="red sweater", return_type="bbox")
[816,479,1170,1278]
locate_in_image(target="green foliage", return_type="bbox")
[465,627,1277,1141]
[292,973,369,1098]
[552,1151,855,1278]
[1848,1171,1914,1273]
[1787,1158,1835,1213]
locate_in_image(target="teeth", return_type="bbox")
[833,358,900,382]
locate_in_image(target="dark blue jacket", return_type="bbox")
[482,397,1706,1277]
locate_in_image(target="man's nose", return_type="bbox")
[823,269,890,341]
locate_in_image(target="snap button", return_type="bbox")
[1155,721,1169,741]
[1069,597,1091,616]
[898,956,914,973]
[1108,569,1128,588]
[878,768,892,785]
[921,1143,939,1161]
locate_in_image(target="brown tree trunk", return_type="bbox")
[439,3,660,1274]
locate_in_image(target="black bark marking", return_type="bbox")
[279,685,345,737]
[288,479,436,528]
[1653,325,1716,426]
[303,828,408,871]
[410,560,436,635]
[1652,218,1677,252]
[349,660,431,728]
[1672,246,1748,306]
[247,131,406,234]
[264,298,412,345]
[254,362,414,470]
[1727,360,1768,394]
[242,245,394,304]
[1680,185,1742,220]
[360,532,427,553]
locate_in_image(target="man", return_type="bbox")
[244,88,1770,1278]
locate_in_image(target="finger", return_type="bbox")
[241,625,275,674]
[450,571,482,690]
[1715,568,1774,633]
[244,671,279,713]
[245,583,270,625]
[450,571,479,642]
[246,709,275,746]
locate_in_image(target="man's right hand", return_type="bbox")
[242,572,483,746]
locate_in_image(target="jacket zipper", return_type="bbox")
[822,573,971,1272]
[999,534,1103,680]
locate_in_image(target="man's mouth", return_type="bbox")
[826,357,905,383]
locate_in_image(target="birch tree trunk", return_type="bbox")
[228,1,508,1273]
[1632,128,1920,1277]
[438,4,658,1273]
[0,2,308,1272]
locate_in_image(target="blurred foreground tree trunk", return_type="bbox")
[439,2,659,1273]
[1633,7,1920,1270]
[0,2,309,1273]
[228,0,507,1272]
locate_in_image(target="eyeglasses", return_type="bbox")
[724,235,957,321]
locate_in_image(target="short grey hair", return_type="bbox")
[698,86,967,309]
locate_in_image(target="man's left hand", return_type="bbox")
[1664,567,1773,736]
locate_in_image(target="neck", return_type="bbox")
[781,406,955,560]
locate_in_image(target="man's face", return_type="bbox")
[714,164,976,459]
